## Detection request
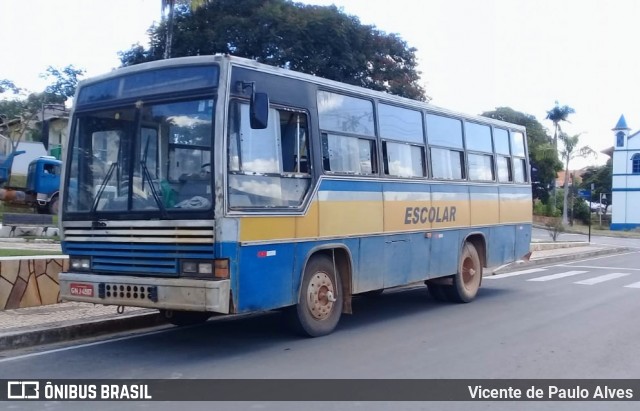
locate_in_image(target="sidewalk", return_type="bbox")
[0,241,632,352]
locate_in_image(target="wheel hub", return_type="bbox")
[307,272,335,320]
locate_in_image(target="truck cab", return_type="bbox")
[26,156,61,214]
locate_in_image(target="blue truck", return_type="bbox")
[0,150,61,214]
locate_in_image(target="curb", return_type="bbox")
[491,246,632,275]
[0,312,166,352]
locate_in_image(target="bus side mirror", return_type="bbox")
[250,92,269,129]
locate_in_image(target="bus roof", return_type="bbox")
[75,54,526,133]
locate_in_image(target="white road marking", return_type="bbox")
[527,270,588,282]
[624,282,640,289]
[574,272,630,285]
[485,268,547,279]
[558,265,640,272]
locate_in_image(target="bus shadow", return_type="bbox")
[90,284,512,369]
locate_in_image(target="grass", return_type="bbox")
[562,223,640,239]
[0,249,62,257]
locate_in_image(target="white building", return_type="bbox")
[611,114,640,230]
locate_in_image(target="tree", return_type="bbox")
[41,65,85,100]
[558,132,596,225]
[481,107,562,202]
[0,65,84,148]
[546,101,575,149]
[580,159,613,212]
[121,0,427,100]
[161,0,210,59]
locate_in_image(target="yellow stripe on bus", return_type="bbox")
[238,195,530,242]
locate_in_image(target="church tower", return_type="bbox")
[611,114,640,230]
[613,114,630,149]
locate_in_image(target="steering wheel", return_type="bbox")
[201,163,211,171]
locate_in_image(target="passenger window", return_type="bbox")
[465,122,492,152]
[468,153,494,181]
[431,147,464,180]
[383,142,425,177]
[511,131,526,156]
[322,134,375,175]
[317,91,375,136]
[496,155,513,182]
[378,104,424,144]
[426,114,463,149]
[493,128,510,155]
[513,158,527,183]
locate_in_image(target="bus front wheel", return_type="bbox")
[289,254,343,337]
[446,242,482,303]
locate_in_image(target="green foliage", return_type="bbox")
[41,65,86,100]
[0,79,21,94]
[1,64,83,145]
[580,159,612,208]
[119,0,426,100]
[558,131,596,224]
[545,101,575,146]
[573,199,590,225]
[481,107,562,202]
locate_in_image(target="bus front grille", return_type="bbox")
[62,222,215,277]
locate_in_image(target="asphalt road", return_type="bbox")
[2,250,640,411]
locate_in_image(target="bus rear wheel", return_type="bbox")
[161,310,212,326]
[445,242,482,303]
[289,254,343,337]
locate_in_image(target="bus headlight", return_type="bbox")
[70,257,91,270]
[180,260,215,278]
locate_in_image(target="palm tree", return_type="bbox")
[161,0,210,59]
[546,101,575,212]
[546,101,575,149]
[558,132,596,225]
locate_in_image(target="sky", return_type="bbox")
[2,0,640,169]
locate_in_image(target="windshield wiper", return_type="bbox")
[140,160,168,218]
[91,162,118,213]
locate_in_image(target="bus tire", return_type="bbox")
[446,242,482,303]
[289,254,343,337]
[161,310,212,326]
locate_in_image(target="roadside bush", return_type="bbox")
[572,199,590,225]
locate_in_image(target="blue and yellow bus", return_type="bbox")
[59,55,531,337]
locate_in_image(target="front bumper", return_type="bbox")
[59,272,230,314]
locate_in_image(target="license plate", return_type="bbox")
[70,283,94,297]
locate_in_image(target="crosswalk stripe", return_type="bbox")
[485,268,547,280]
[574,273,630,285]
[624,282,640,289]
[527,270,588,282]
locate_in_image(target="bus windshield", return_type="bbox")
[64,98,214,216]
